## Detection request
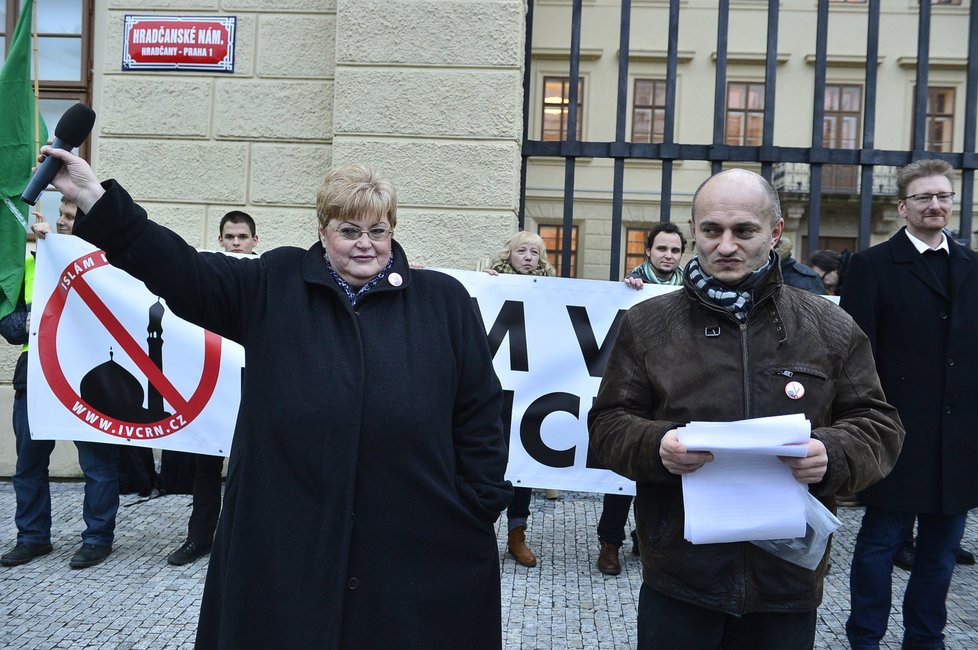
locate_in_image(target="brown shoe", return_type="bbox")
[507,526,537,567]
[597,541,622,576]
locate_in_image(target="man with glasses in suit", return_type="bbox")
[843,159,978,650]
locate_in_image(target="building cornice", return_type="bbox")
[803,54,883,68]
[710,51,789,65]
[618,49,695,64]
[896,56,968,71]
[532,48,603,61]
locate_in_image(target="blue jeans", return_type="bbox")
[637,583,817,649]
[846,505,966,650]
[12,391,119,547]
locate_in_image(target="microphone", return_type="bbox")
[21,103,96,206]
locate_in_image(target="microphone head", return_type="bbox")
[53,103,96,147]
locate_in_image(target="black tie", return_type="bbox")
[922,249,950,292]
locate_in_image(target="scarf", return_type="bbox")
[323,251,395,305]
[687,253,774,322]
[490,259,555,277]
[630,260,684,285]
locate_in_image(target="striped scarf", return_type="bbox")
[687,253,774,322]
[630,260,684,285]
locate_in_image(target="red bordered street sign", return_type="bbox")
[38,251,223,440]
[122,15,236,72]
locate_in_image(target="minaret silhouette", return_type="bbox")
[147,299,166,419]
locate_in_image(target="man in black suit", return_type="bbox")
[165,210,257,566]
[842,159,978,650]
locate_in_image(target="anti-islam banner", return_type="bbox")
[27,234,684,494]
[28,234,245,456]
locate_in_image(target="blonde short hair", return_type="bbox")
[491,231,557,276]
[316,164,397,230]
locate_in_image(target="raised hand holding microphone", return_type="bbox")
[33,146,104,212]
[20,102,96,205]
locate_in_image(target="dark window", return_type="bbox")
[823,84,862,192]
[539,224,578,277]
[799,236,857,263]
[631,79,666,144]
[725,82,764,146]
[624,228,648,277]
[2,0,92,219]
[542,76,584,141]
[913,87,955,152]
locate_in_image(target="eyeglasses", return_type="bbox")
[331,225,392,241]
[901,192,955,206]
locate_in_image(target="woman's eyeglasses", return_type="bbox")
[332,225,392,241]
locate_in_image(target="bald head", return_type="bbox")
[691,169,783,228]
[689,169,785,286]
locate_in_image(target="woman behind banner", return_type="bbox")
[41,146,512,650]
[482,231,556,568]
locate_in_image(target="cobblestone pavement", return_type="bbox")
[1,483,976,649]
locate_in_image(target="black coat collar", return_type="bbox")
[301,239,413,296]
[889,226,975,299]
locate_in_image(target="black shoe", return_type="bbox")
[167,540,211,566]
[956,548,976,565]
[893,543,915,571]
[69,543,112,569]
[1,542,53,567]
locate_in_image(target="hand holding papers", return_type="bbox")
[678,414,811,545]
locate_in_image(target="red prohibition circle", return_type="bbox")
[37,251,222,440]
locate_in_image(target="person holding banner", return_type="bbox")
[165,210,258,567]
[484,230,556,568]
[598,222,687,576]
[1,200,120,570]
[588,168,904,649]
[42,148,512,650]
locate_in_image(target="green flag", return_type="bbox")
[0,0,47,320]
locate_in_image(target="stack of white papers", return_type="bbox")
[679,414,811,544]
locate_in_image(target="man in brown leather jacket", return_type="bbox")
[588,169,904,649]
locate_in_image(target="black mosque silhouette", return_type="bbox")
[79,298,171,423]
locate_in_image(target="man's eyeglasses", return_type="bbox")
[901,192,955,206]
[332,225,392,241]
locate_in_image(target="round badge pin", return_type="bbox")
[388,273,403,287]
[785,381,805,400]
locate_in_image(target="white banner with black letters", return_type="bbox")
[438,269,679,496]
[26,235,682,493]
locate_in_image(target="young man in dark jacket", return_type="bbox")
[165,210,258,566]
[589,169,904,649]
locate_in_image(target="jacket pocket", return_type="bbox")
[760,365,836,421]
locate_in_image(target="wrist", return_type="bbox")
[76,184,105,213]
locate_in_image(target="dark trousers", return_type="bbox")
[637,583,817,650]
[846,505,966,650]
[506,486,531,530]
[187,453,225,544]
[598,493,633,547]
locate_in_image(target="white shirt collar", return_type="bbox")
[904,228,949,255]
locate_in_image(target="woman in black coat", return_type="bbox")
[43,147,513,649]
